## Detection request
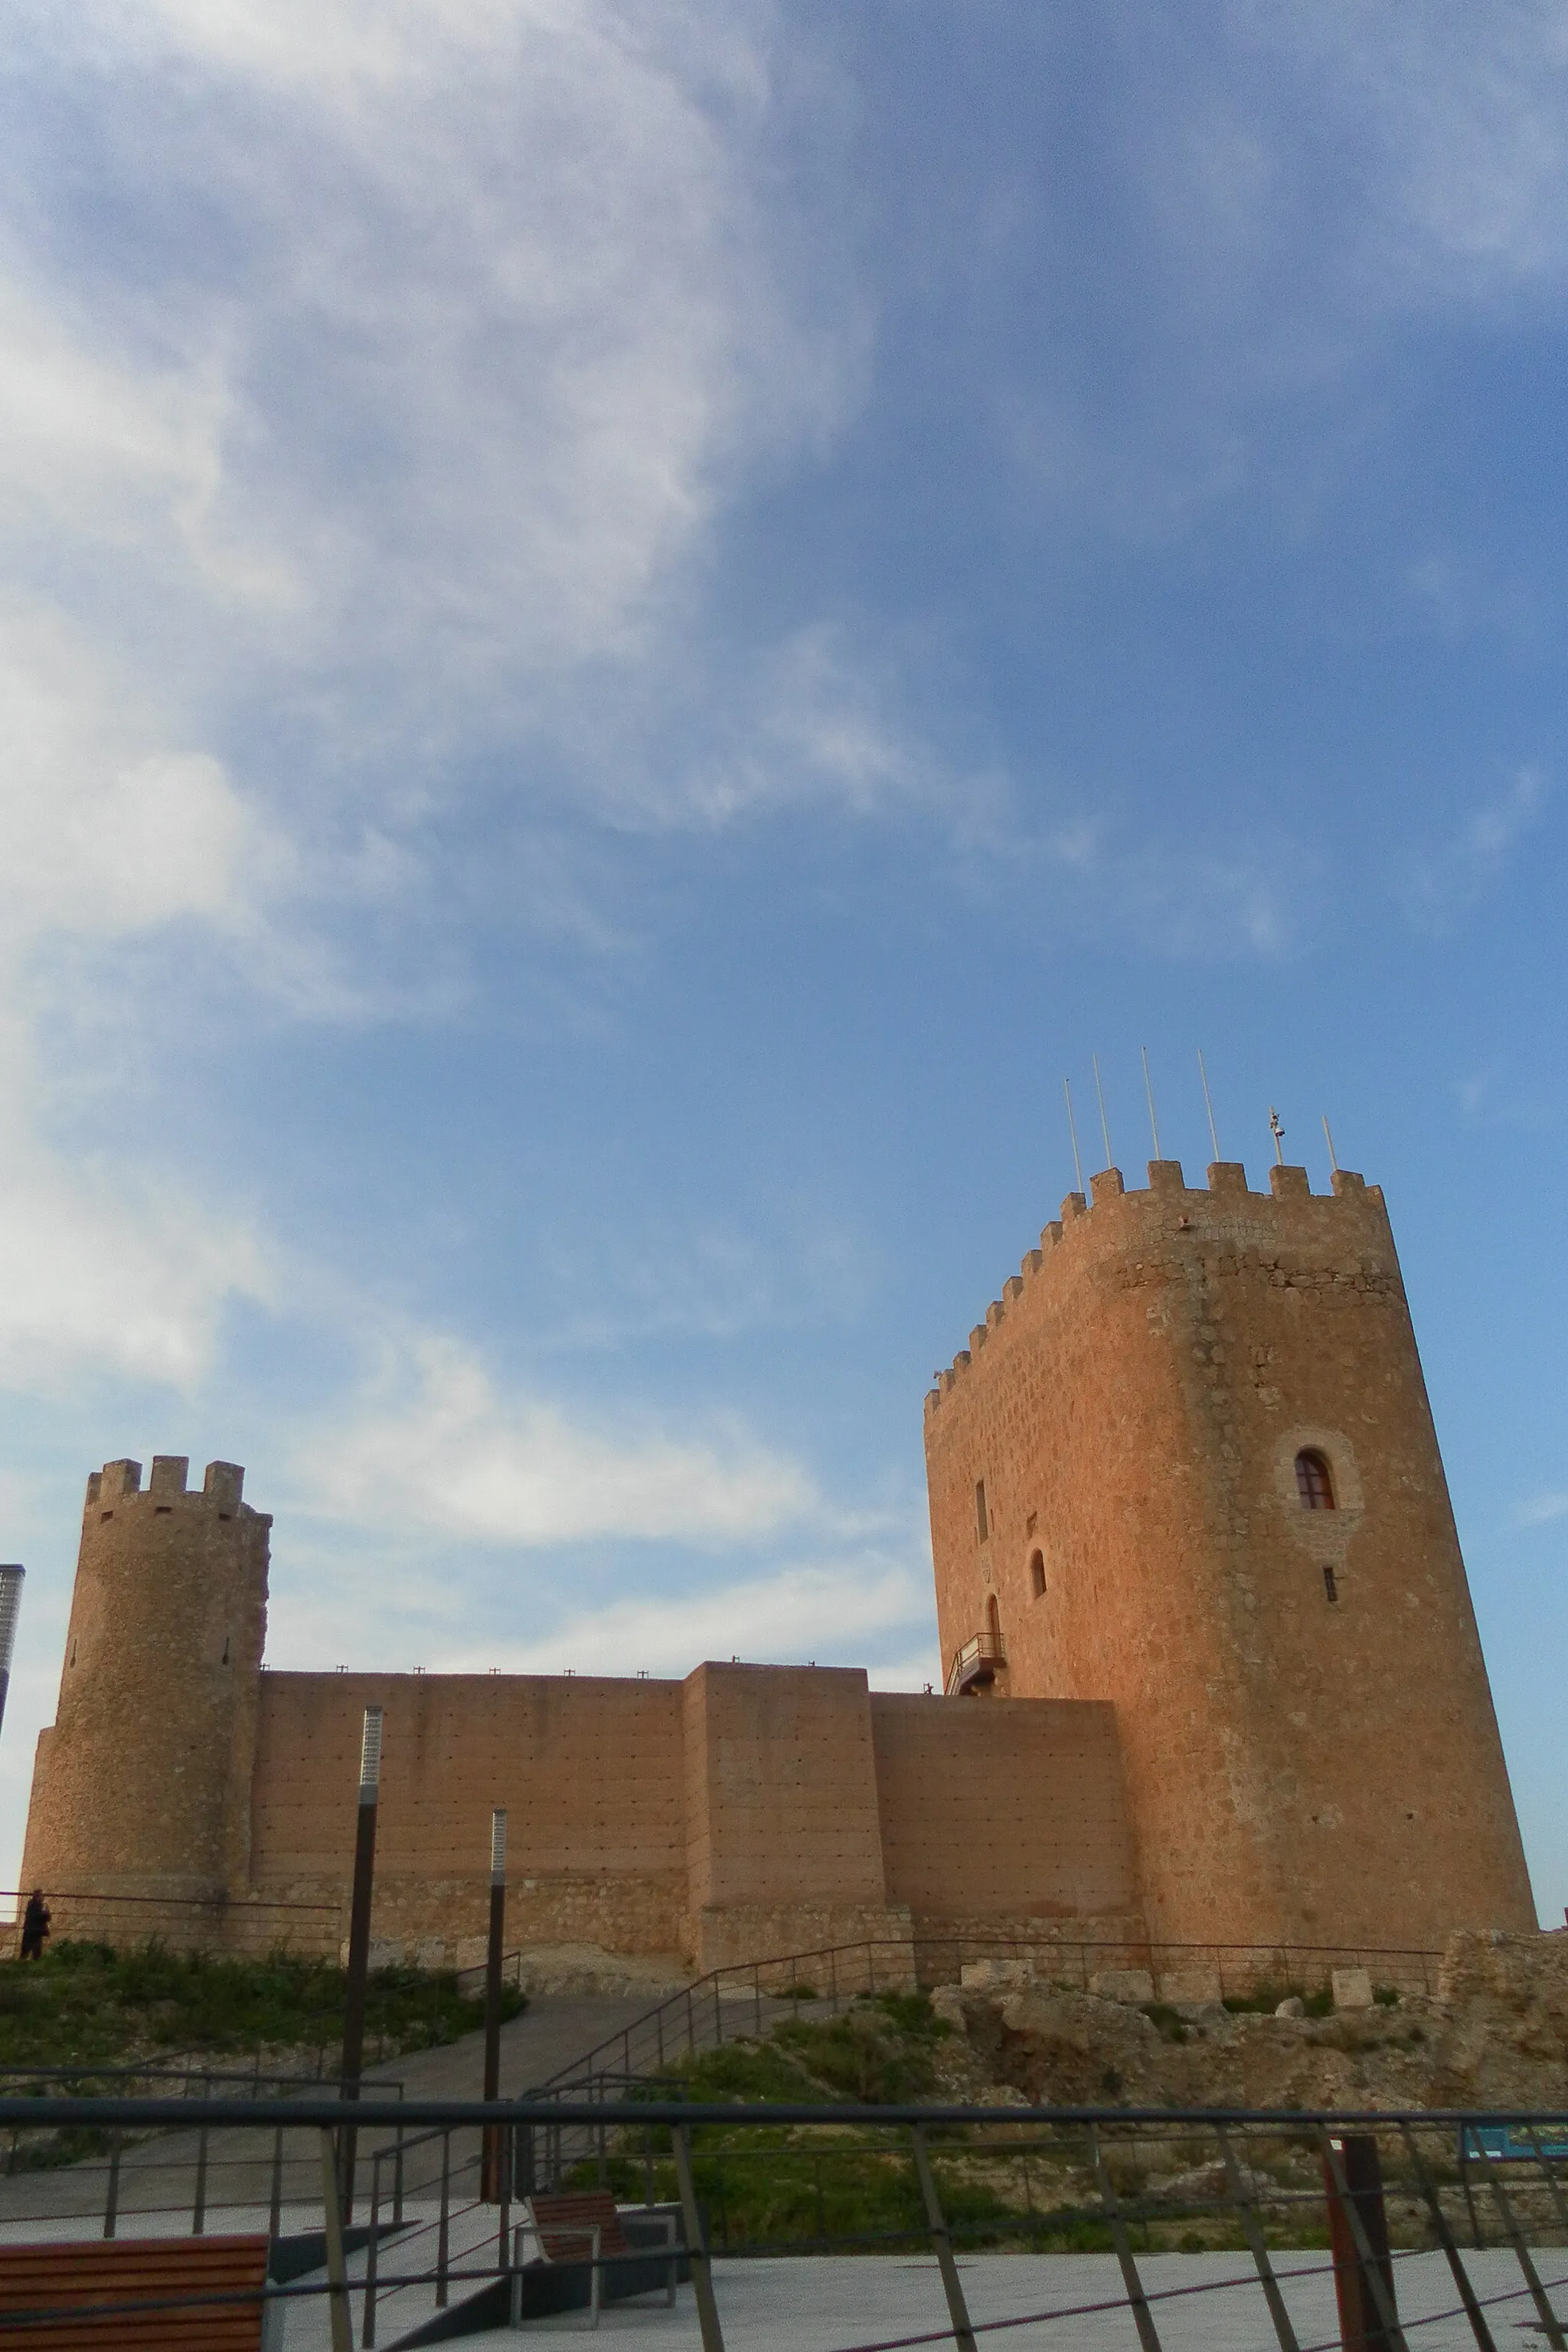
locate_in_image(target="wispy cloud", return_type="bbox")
[431,1553,933,1680]
[1400,766,1547,931]
[1516,1491,1568,1530]
[2,0,847,710]
[292,1331,817,1548]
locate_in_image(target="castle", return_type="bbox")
[19,1155,1537,1975]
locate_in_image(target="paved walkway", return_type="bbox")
[328,2239,1560,2352]
[0,1991,662,2231]
[364,1991,669,2099]
[0,2239,1547,2351]
[300,2245,1567,2351]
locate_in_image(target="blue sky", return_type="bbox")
[1,2,1566,1924]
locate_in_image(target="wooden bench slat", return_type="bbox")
[527,2189,632,2262]
[0,2235,270,2344]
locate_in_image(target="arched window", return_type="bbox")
[985,1593,1001,1650]
[1295,1449,1335,1510]
[1029,1550,1046,1599]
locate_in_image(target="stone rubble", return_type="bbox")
[928,1929,1568,2112]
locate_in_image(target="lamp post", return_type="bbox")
[0,1569,26,1965]
[338,1704,384,2221]
[481,1807,508,2202]
[0,1568,24,1740]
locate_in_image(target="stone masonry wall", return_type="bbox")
[21,1458,270,1919]
[250,1669,690,1968]
[683,1663,912,1973]
[868,1691,1138,1926]
[23,1461,1153,1974]
[242,1663,1142,1972]
[923,1160,1535,1953]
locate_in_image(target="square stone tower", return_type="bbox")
[923,1159,1535,1952]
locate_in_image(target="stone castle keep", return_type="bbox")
[20,1156,1537,1973]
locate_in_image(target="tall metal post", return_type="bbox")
[910,2124,977,2352]
[339,1704,384,2223]
[0,1568,24,1743]
[0,1563,24,1962]
[672,2122,726,2352]
[481,1807,508,2203]
[1320,2131,1406,2352]
[319,2131,354,2352]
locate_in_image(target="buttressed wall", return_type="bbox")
[924,1158,1535,1952]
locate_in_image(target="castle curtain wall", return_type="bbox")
[683,1663,912,1972]
[242,1663,1142,1970]
[868,1692,1139,1936]
[249,1670,691,1965]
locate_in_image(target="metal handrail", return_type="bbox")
[0,2089,1562,2128]
[0,2088,1563,2352]
[534,1927,1447,2100]
[944,1628,1007,1694]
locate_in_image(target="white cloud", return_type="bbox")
[0,595,254,941]
[1516,1492,1568,1530]
[1400,767,1547,930]
[295,1332,816,1546]
[0,0,852,1400]
[4,0,846,717]
[0,595,273,1390]
[0,268,235,572]
[1262,7,1568,292]
[431,1552,932,1678]
[0,1144,272,1392]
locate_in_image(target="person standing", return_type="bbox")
[18,1889,50,1961]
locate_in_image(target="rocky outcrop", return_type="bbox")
[930,1929,1568,2111]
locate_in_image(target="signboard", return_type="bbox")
[1461,2125,1568,2164]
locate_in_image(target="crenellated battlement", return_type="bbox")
[922,1135,1534,1955]
[82,1456,267,1524]
[925,1159,1383,1413]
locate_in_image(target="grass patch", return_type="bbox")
[0,1941,524,2075]
[1222,1984,1334,2019]
[598,1991,1073,2252]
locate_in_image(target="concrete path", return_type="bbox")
[362,1991,667,2099]
[0,1991,664,2231]
[281,2245,1568,2352]
[1,2236,1553,2351]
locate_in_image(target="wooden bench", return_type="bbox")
[526,2188,632,2267]
[0,2234,276,2347]
[521,2190,678,2329]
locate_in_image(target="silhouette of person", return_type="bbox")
[19,1889,50,1962]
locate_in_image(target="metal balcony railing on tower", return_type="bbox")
[946,1629,1006,1695]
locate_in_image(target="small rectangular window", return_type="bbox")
[975,1479,989,1544]
[1323,1563,1338,1604]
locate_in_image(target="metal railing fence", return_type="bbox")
[0,1886,344,1959]
[535,1929,1446,2109]
[0,2095,1560,2349]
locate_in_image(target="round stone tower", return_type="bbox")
[21,1456,270,1936]
[924,1160,1536,1952]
